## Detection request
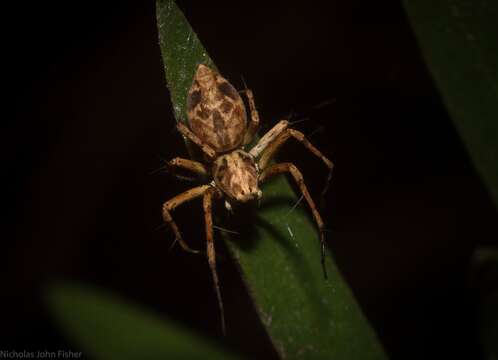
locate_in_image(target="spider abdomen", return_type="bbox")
[187,64,247,153]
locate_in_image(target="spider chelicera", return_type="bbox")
[162,64,333,334]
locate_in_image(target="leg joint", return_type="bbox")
[164,200,177,210]
[169,157,180,166]
[285,163,303,181]
[288,129,305,141]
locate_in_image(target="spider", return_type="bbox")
[162,64,333,334]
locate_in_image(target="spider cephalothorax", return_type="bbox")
[212,150,262,203]
[162,64,334,335]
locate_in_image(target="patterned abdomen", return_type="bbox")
[187,65,247,153]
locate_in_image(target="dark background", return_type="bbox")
[4,1,497,359]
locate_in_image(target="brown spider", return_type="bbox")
[162,64,333,334]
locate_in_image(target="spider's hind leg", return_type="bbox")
[176,122,217,159]
[260,162,329,279]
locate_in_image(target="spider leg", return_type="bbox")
[203,187,226,335]
[240,89,260,145]
[257,127,334,200]
[260,163,328,279]
[258,128,333,170]
[176,122,217,159]
[162,185,211,254]
[167,157,208,178]
[249,119,289,158]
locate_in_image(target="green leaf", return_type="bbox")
[404,0,498,208]
[156,1,387,358]
[469,247,498,360]
[156,1,215,123]
[46,283,239,360]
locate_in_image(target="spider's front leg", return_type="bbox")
[203,187,226,335]
[251,120,334,199]
[162,185,211,254]
[260,163,329,279]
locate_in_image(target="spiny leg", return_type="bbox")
[167,157,208,179]
[257,127,334,200]
[240,89,260,145]
[260,163,328,279]
[249,119,289,158]
[203,187,226,335]
[258,128,333,170]
[176,122,217,159]
[162,185,211,254]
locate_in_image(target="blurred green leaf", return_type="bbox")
[46,283,239,360]
[404,0,498,208]
[156,1,386,359]
[470,248,498,360]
